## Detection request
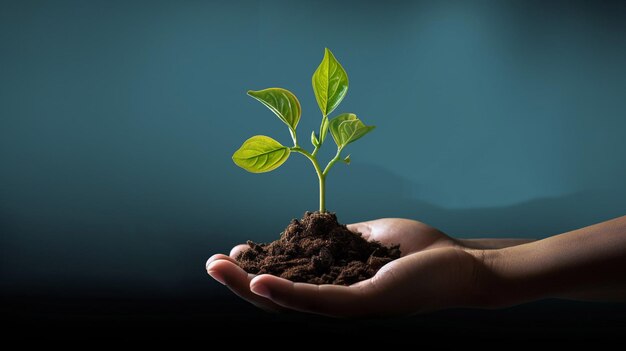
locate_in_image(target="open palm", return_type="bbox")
[206,218,480,317]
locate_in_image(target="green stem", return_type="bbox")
[322,147,343,176]
[312,145,320,157]
[288,128,298,147]
[291,146,326,212]
[312,115,327,157]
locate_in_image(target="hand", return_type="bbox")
[208,216,626,316]
[206,218,487,316]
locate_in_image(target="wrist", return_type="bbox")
[464,247,526,309]
[467,244,555,309]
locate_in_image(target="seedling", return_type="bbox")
[232,48,375,212]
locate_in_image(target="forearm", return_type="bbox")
[480,216,626,306]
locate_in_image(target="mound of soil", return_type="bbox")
[236,211,401,285]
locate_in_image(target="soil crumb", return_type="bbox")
[236,211,400,285]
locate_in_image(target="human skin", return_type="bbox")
[206,216,626,317]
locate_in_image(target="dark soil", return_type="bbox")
[236,211,401,285]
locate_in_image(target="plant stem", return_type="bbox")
[312,145,319,157]
[319,174,325,213]
[323,147,343,176]
[288,128,298,146]
[291,146,326,212]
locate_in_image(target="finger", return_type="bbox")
[249,274,373,317]
[207,259,284,313]
[206,253,237,270]
[347,222,372,240]
[230,244,249,259]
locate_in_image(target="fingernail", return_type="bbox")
[205,256,217,270]
[207,269,226,285]
[251,283,271,298]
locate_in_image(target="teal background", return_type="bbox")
[1,0,625,298]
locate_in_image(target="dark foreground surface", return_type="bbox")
[3,293,625,342]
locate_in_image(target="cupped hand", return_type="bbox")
[206,218,485,316]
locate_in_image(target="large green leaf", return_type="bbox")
[232,135,290,173]
[329,113,375,148]
[247,88,301,131]
[312,48,349,117]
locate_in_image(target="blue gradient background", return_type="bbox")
[1,0,625,299]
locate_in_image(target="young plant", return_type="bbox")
[232,48,375,212]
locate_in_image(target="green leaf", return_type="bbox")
[311,131,320,148]
[343,154,351,165]
[232,135,290,173]
[329,113,375,148]
[312,48,349,117]
[247,88,301,131]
